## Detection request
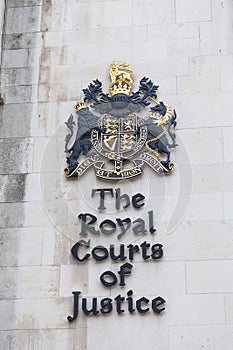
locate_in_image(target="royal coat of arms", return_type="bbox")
[64,61,177,180]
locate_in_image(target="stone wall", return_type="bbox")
[0,0,233,349]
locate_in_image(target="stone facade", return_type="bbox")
[0,0,233,349]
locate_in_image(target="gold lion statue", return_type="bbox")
[109,61,134,86]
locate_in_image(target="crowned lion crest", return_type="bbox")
[64,61,177,180]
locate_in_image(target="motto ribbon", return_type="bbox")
[65,152,173,179]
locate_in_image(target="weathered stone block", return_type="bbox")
[3,32,41,50]
[165,294,224,325]
[0,297,77,330]
[60,264,89,297]
[148,23,199,40]
[24,173,41,201]
[1,85,36,104]
[0,329,86,349]
[0,227,44,266]
[0,2,5,65]
[171,92,233,129]
[0,228,21,266]
[178,128,223,164]
[41,3,73,32]
[132,0,175,25]
[44,26,147,49]
[0,266,59,298]
[5,6,41,34]
[27,47,41,66]
[177,74,221,94]
[1,67,39,86]
[0,203,24,228]
[225,295,233,324]
[187,260,233,293]
[41,226,57,265]
[167,38,200,58]
[39,173,65,202]
[0,330,29,350]
[52,64,106,85]
[87,316,168,350]
[149,58,189,77]
[154,77,176,95]
[28,329,79,350]
[160,220,233,261]
[0,138,33,174]
[6,0,42,7]
[223,127,233,163]
[185,193,223,221]
[191,163,233,194]
[128,261,186,295]
[200,21,233,55]
[2,49,28,68]
[159,192,223,224]
[169,325,233,350]
[221,56,233,91]
[0,103,32,138]
[223,193,233,220]
[30,102,53,137]
[72,39,167,65]
[176,0,211,23]
[0,174,27,203]
[32,136,64,173]
[24,201,51,227]
[189,55,223,75]
[55,101,77,125]
[72,0,132,29]
[39,47,65,67]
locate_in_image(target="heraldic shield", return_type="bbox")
[64,61,177,180]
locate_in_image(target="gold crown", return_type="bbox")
[110,81,132,96]
[74,101,86,111]
[109,61,134,96]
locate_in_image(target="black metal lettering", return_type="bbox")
[99,219,116,235]
[148,210,156,234]
[126,290,135,313]
[115,188,130,210]
[78,213,99,236]
[100,270,117,287]
[109,244,127,261]
[91,188,114,210]
[116,218,131,239]
[151,244,163,260]
[127,244,139,260]
[71,239,90,263]
[118,262,133,286]
[114,294,125,313]
[132,193,145,208]
[100,298,113,314]
[132,218,146,235]
[92,245,109,261]
[82,298,99,315]
[67,291,81,322]
[140,241,151,260]
[136,297,149,313]
[152,296,166,313]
